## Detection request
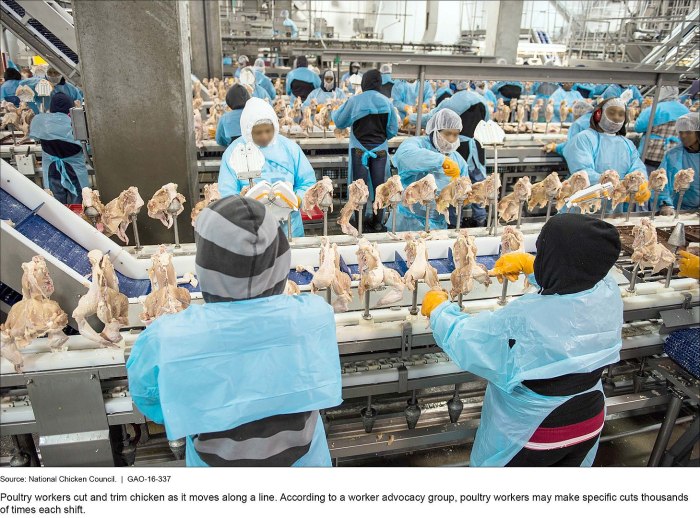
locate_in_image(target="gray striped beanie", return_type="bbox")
[194,196,290,302]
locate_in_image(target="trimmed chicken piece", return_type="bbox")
[501,226,525,254]
[140,245,191,324]
[308,237,337,293]
[466,173,501,207]
[284,280,301,296]
[450,230,491,301]
[599,170,628,210]
[338,179,369,237]
[404,234,440,290]
[528,172,562,211]
[497,192,521,223]
[403,174,438,213]
[622,170,646,196]
[0,256,69,373]
[81,187,106,232]
[673,168,695,192]
[544,99,554,123]
[299,107,314,136]
[556,172,590,210]
[102,187,144,244]
[355,238,404,306]
[148,183,186,229]
[648,168,668,193]
[436,176,473,220]
[631,218,676,274]
[530,99,543,123]
[191,183,221,226]
[302,176,334,216]
[558,101,569,125]
[373,175,404,214]
[331,246,353,313]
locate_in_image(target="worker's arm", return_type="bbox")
[215,116,229,148]
[392,137,445,175]
[291,143,318,198]
[311,74,322,89]
[260,75,276,100]
[422,81,434,105]
[125,329,165,424]
[430,303,511,387]
[331,97,354,129]
[385,106,400,140]
[285,72,294,96]
[217,145,243,197]
[634,106,650,133]
[302,89,317,108]
[562,131,601,183]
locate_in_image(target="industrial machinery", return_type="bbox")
[1,157,698,467]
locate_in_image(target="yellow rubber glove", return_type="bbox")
[442,157,461,179]
[405,105,413,115]
[635,181,651,204]
[489,252,535,283]
[678,250,700,280]
[543,142,557,153]
[421,289,449,317]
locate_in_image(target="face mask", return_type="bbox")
[599,111,623,134]
[433,130,460,154]
[323,79,334,91]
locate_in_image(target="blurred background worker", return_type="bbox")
[392,77,434,119]
[341,62,362,94]
[28,92,89,204]
[234,55,249,78]
[544,100,595,156]
[46,67,83,105]
[421,214,623,467]
[654,112,700,212]
[285,56,321,104]
[127,196,342,467]
[1,67,22,106]
[391,109,472,230]
[303,70,346,107]
[281,9,298,38]
[239,67,271,101]
[253,58,276,100]
[379,63,395,98]
[549,82,584,123]
[634,86,689,174]
[215,84,251,147]
[332,70,399,231]
[491,80,523,102]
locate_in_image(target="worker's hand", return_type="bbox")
[542,142,557,153]
[678,250,700,280]
[659,205,675,217]
[635,181,651,204]
[442,157,461,179]
[421,289,449,317]
[405,105,413,115]
[490,252,535,283]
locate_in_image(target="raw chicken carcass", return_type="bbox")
[450,230,491,301]
[331,245,354,312]
[466,173,501,207]
[497,193,521,223]
[102,187,144,244]
[296,237,336,293]
[148,183,186,229]
[631,218,675,274]
[599,170,628,210]
[436,176,473,220]
[556,172,590,210]
[528,172,562,211]
[355,238,404,306]
[558,101,569,126]
[673,168,695,192]
[403,174,438,212]
[81,187,105,232]
[338,179,370,237]
[299,107,314,136]
[284,280,301,296]
[544,99,554,124]
[373,175,404,214]
[530,99,543,123]
[403,234,440,290]
[302,176,334,216]
[140,245,191,324]
[648,168,668,193]
[0,256,69,373]
[191,183,221,226]
[72,250,129,346]
[501,226,525,254]
[622,170,646,196]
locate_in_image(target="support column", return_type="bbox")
[72,0,197,244]
[482,1,524,64]
[189,0,223,79]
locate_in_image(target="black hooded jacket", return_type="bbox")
[352,70,390,149]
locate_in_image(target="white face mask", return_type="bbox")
[433,130,460,154]
[599,111,623,134]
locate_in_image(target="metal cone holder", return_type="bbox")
[626,189,638,222]
[409,280,419,315]
[389,192,402,234]
[674,189,687,220]
[130,211,142,251]
[447,385,463,424]
[319,192,333,237]
[167,199,182,249]
[362,289,372,320]
[423,191,437,234]
[627,263,641,293]
[545,195,555,222]
[455,197,466,231]
[498,277,509,306]
[650,190,659,220]
[665,222,686,288]
[516,199,525,229]
[83,205,100,227]
[488,144,501,236]
[7,124,17,146]
[357,204,365,238]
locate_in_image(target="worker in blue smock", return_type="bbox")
[253,58,276,100]
[532,82,561,102]
[28,93,89,204]
[234,55,249,79]
[215,84,250,148]
[303,70,346,108]
[549,83,584,123]
[218,98,317,237]
[491,81,523,102]
[544,100,594,156]
[1,67,22,106]
[379,63,394,98]
[564,98,650,213]
[332,70,398,231]
[601,84,643,105]
[421,213,623,466]
[285,56,321,104]
[46,67,83,105]
[391,109,472,231]
[392,78,434,119]
[634,86,689,173]
[281,9,299,38]
[127,195,342,467]
[434,80,453,105]
[239,67,270,101]
[572,83,597,99]
[341,62,362,94]
[654,112,700,212]
[474,80,497,106]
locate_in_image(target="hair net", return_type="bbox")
[455,81,469,91]
[240,97,279,146]
[658,86,679,102]
[572,100,594,119]
[238,55,249,66]
[380,63,392,74]
[253,58,266,72]
[281,9,290,18]
[676,112,700,132]
[426,109,463,134]
[239,67,256,87]
[596,98,626,134]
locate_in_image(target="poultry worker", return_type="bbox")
[634,86,689,175]
[239,66,271,102]
[46,67,83,106]
[1,67,22,107]
[564,97,651,213]
[29,92,89,204]
[473,80,497,106]
[544,100,595,156]
[218,98,316,237]
[490,81,523,102]
[392,76,434,119]
[422,213,623,466]
[548,82,584,123]
[379,63,394,98]
[434,80,453,105]
[654,112,700,211]
[391,109,473,231]
[285,55,321,103]
[332,69,399,231]
[303,70,346,108]
[234,55,249,79]
[341,62,362,94]
[601,83,644,105]
[281,9,299,38]
[215,84,251,147]
[127,195,342,466]
[253,58,276,100]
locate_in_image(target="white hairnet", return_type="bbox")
[572,100,594,119]
[604,98,626,111]
[676,112,699,132]
[426,109,463,134]
[281,9,290,18]
[240,98,279,146]
[239,67,256,87]
[455,81,469,91]
[253,58,265,72]
[238,55,249,66]
[380,63,392,74]
[658,86,679,102]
